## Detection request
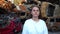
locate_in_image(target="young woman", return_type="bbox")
[22,5,48,34]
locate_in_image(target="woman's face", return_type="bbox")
[31,7,40,18]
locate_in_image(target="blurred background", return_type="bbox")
[0,0,60,34]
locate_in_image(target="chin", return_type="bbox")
[34,15,39,17]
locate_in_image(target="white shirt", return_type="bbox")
[22,19,48,34]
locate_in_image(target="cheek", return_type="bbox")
[38,12,40,15]
[31,11,35,15]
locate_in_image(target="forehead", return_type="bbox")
[32,7,39,10]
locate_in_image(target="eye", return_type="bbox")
[36,10,39,11]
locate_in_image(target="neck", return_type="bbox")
[32,17,39,22]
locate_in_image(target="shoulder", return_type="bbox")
[25,19,32,23]
[40,19,45,23]
[24,19,32,25]
[23,19,32,28]
[39,19,46,25]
